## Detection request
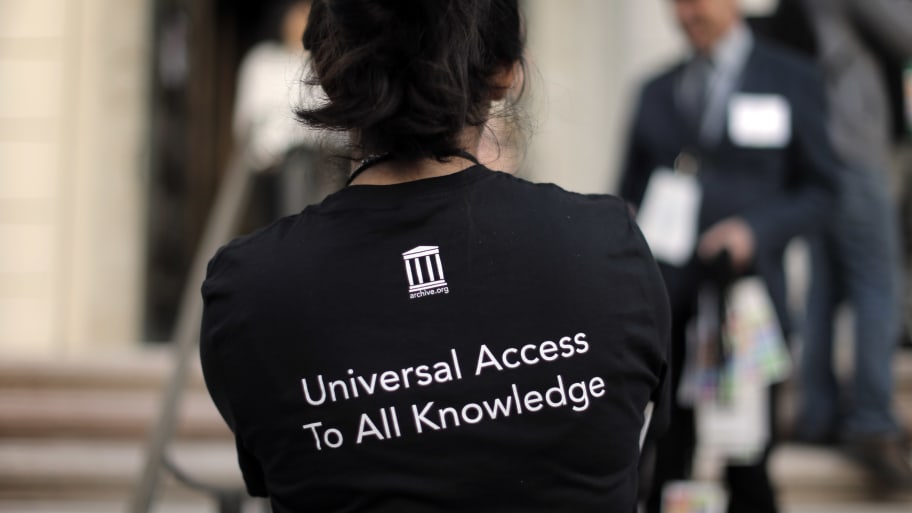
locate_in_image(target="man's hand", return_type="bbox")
[698,217,755,272]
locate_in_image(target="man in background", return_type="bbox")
[233,0,344,220]
[761,0,912,489]
[620,0,838,511]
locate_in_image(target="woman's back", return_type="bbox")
[202,165,669,512]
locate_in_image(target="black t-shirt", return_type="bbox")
[200,165,670,513]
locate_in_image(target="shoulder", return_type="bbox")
[751,36,823,83]
[626,61,684,123]
[749,37,829,114]
[637,61,685,99]
[486,171,637,238]
[491,171,627,209]
[202,215,300,294]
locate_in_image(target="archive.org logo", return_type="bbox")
[402,246,450,300]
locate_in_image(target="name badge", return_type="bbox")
[636,167,702,266]
[728,94,791,148]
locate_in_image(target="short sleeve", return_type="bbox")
[625,206,672,438]
[199,247,270,497]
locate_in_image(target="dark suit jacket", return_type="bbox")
[620,37,839,330]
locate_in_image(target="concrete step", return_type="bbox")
[0,439,243,500]
[771,444,912,505]
[0,498,270,513]
[0,351,238,504]
[783,504,912,513]
[0,388,231,440]
[0,348,229,440]
[692,443,912,507]
[0,348,206,392]
[0,498,216,513]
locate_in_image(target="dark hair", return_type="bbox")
[297,0,525,161]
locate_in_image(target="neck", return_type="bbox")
[348,153,478,186]
[701,20,744,58]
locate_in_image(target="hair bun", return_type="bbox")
[300,0,524,161]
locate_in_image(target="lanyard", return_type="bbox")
[346,150,480,186]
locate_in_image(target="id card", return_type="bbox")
[728,94,791,148]
[637,168,702,266]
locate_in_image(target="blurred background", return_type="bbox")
[0,0,909,512]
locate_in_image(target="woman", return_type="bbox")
[201,1,670,512]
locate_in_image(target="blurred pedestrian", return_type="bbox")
[763,0,912,489]
[619,0,839,511]
[201,1,672,512]
[233,0,339,218]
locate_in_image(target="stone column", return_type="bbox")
[0,0,150,355]
[521,0,681,194]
